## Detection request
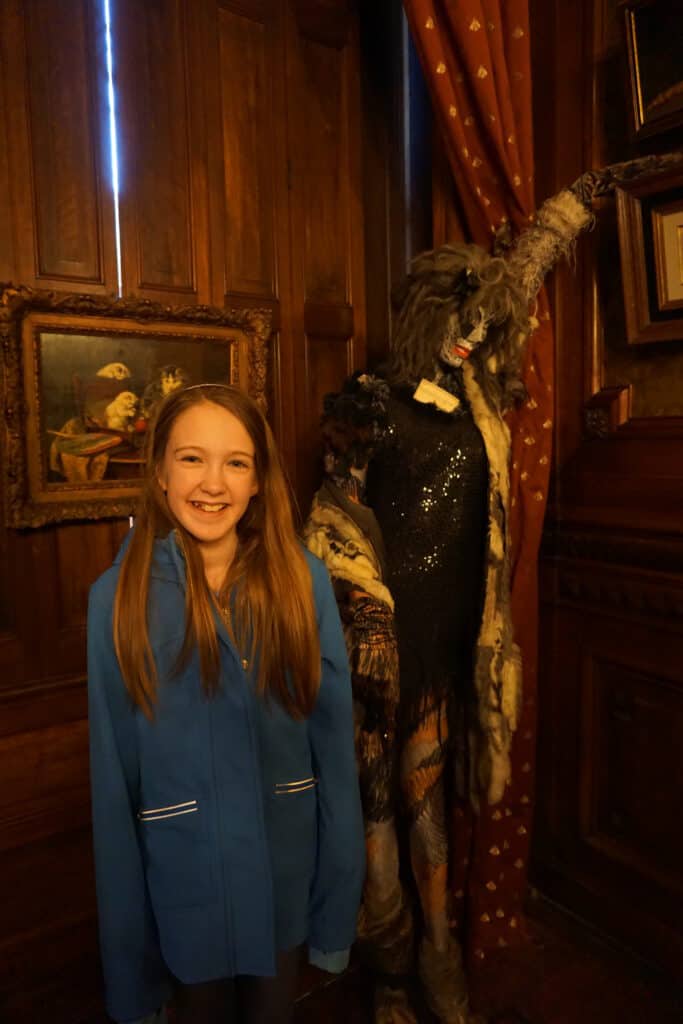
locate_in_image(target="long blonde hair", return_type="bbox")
[113,384,320,720]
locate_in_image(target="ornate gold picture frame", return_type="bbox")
[0,287,271,527]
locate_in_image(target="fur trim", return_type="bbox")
[508,189,592,301]
[303,495,394,610]
[463,363,521,806]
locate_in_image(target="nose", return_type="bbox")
[199,461,227,496]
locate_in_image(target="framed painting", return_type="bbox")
[621,0,683,140]
[616,167,683,345]
[0,287,271,527]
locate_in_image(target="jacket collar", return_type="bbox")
[114,528,239,657]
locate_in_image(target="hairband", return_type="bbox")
[179,382,235,393]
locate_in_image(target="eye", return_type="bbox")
[228,458,251,470]
[180,454,201,464]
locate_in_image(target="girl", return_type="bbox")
[87,384,365,1024]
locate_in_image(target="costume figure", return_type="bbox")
[303,154,681,1024]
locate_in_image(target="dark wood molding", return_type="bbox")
[291,0,351,48]
[583,385,631,438]
[554,568,683,623]
[542,524,683,573]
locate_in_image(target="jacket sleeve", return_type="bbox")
[87,586,171,1022]
[307,559,366,957]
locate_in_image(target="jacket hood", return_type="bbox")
[113,528,187,585]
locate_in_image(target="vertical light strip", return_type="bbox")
[103,0,123,297]
[401,10,412,270]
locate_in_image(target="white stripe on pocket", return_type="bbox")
[140,807,199,822]
[138,799,198,822]
[275,778,317,794]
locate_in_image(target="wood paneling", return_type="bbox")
[116,0,209,302]
[305,331,353,455]
[210,0,294,471]
[218,1,278,301]
[287,0,366,505]
[582,656,683,887]
[0,27,15,283]
[25,0,102,283]
[532,0,683,976]
[297,40,348,305]
[0,720,90,853]
[0,1,389,1018]
[0,0,115,293]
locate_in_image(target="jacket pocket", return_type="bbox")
[269,780,318,883]
[139,797,210,908]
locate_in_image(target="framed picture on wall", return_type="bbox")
[616,167,683,345]
[621,0,683,139]
[1,287,271,527]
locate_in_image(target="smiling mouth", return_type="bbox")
[191,501,229,513]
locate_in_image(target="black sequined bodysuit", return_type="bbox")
[365,381,489,731]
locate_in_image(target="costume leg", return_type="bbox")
[401,700,471,1024]
[356,729,413,978]
[355,717,415,1023]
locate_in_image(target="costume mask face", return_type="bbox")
[439,308,489,368]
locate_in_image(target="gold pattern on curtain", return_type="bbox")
[403,0,553,964]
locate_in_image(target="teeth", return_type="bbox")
[192,502,227,512]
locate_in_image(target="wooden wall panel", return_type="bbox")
[217,1,278,301]
[304,332,352,457]
[25,0,102,283]
[0,30,16,283]
[297,39,348,305]
[44,521,129,677]
[0,531,50,689]
[0,1,386,1018]
[582,656,683,886]
[116,0,209,303]
[206,0,296,477]
[0,720,90,853]
[536,548,683,974]
[287,0,366,505]
[532,0,683,975]
[0,0,115,293]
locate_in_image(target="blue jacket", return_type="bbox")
[87,532,365,1023]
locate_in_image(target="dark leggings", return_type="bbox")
[173,947,301,1024]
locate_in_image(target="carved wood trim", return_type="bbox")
[291,0,351,48]
[218,0,270,21]
[556,569,683,622]
[583,385,631,438]
[542,525,683,575]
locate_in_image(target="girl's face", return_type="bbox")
[157,401,258,563]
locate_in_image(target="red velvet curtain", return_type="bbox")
[403,0,552,965]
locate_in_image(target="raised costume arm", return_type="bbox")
[506,151,683,304]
